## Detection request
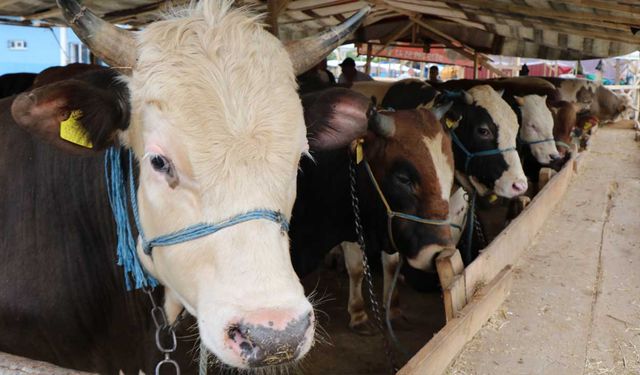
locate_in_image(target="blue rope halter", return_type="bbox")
[104,147,289,290]
[361,160,460,254]
[449,131,517,174]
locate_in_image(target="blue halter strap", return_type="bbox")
[361,160,460,253]
[449,131,517,174]
[105,147,289,290]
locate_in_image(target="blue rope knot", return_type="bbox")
[450,131,517,174]
[105,147,290,290]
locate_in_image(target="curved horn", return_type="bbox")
[57,0,136,70]
[285,7,370,75]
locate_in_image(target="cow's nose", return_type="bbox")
[225,310,314,367]
[550,153,561,161]
[512,180,528,194]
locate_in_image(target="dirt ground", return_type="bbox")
[300,262,446,375]
[446,125,640,375]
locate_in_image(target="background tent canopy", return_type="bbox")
[0,0,639,61]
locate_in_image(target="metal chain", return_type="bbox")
[349,158,399,374]
[472,208,487,249]
[143,286,181,375]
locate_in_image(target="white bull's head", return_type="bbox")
[12,0,368,369]
[515,94,561,164]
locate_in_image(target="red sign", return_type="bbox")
[357,44,474,67]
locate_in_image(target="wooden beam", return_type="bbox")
[365,43,372,75]
[464,157,575,299]
[22,7,61,20]
[0,352,93,374]
[458,0,640,27]
[398,266,513,375]
[436,248,466,322]
[267,0,290,37]
[551,0,640,15]
[402,16,505,77]
[372,21,415,57]
[287,0,362,12]
[473,52,479,79]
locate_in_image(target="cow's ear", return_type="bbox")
[430,101,453,122]
[11,69,130,155]
[303,88,372,151]
[513,95,525,107]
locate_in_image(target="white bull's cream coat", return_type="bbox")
[118,1,311,367]
[516,94,560,164]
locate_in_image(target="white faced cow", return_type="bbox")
[7,0,368,370]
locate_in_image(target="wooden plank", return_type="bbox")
[436,248,466,321]
[442,274,467,322]
[436,248,464,288]
[398,266,513,375]
[0,352,94,374]
[463,157,575,299]
[552,0,640,15]
[457,0,640,27]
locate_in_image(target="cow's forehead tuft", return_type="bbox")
[468,85,518,147]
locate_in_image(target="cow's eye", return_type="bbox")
[396,173,412,186]
[150,154,171,174]
[477,125,491,137]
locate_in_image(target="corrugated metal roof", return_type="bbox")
[1,0,639,60]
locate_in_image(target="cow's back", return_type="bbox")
[0,73,36,98]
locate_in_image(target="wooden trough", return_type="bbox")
[398,152,579,374]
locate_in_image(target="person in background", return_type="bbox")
[297,58,335,94]
[338,57,372,85]
[519,64,530,76]
[428,65,440,82]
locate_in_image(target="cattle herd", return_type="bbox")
[0,1,635,374]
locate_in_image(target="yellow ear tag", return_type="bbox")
[446,117,456,129]
[355,139,364,164]
[488,194,498,203]
[60,110,93,149]
[584,123,592,131]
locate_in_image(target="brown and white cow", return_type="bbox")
[4,0,368,371]
[292,88,456,333]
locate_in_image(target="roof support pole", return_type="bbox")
[365,43,373,75]
[267,0,290,38]
[473,52,479,79]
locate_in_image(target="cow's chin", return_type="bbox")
[406,244,449,271]
[530,143,560,165]
[197,301,315,369]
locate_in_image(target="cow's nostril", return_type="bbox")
[225,311,313,367]
[512,181,527,193]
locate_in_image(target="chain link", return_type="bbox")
[349,158,398,374]
[472,208,487,249]
[143,286,181,375]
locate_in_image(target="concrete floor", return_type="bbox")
[447,126,640,375]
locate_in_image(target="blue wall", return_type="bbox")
[0,25,82,75]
